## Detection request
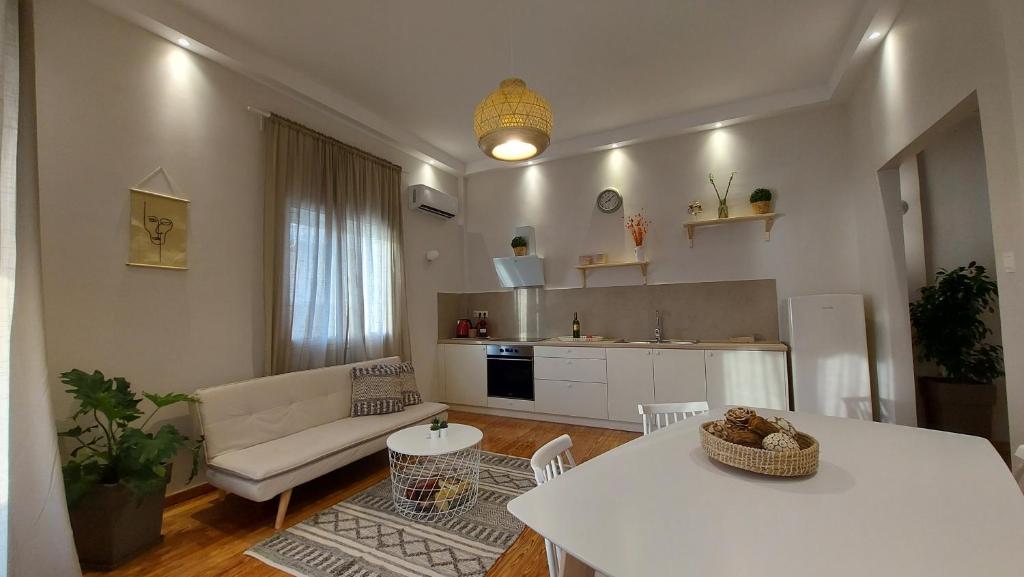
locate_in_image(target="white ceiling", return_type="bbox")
[167,1,866,160]
[95,0,900,173]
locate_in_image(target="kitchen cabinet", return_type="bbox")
[442,344,487,407]
[705,350,788,410]
[653,349,707,403]
[606,348,655,423]
[535,356,608,383]
[535,380,609,420]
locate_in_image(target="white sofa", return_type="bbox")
[193,356,448,528]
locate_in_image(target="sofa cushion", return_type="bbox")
[195,356,401,458]
[207,401,448,481]
[398,362,422,406]
[351,364,405,416]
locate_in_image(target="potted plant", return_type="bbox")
[58,369,202,570]
[511,236,528,256]
[750,188,773,214]
[909,262,1003,439]
[430,417,443,439]
[626,212,650,262]
[439,419,449,439]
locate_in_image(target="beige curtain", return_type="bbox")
[6,0,81,574]
[263,115,408,374]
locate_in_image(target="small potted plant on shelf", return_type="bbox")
[626,211,650,262]
[909,262,1003,439]
[750,188,773,214]
[58,369,202,570]
[511,235,528,256]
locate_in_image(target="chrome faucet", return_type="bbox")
[654,310,663,343]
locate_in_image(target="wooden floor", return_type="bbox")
[86,410,640,577]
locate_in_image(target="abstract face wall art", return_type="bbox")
[129,188,189,269]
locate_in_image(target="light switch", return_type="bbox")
[1002,251,1016,273]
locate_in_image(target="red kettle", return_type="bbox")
[455,318,471,338]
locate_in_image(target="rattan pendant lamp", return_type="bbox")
[473,17,552,162]
[474,78,552,161]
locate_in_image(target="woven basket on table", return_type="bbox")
[700,422,819,477]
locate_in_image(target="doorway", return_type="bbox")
[892,106,1008,456]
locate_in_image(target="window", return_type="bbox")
[285,204,396,352]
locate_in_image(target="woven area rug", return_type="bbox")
[246,451,537,577]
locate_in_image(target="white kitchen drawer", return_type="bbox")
[534,346,607,359]
[487,397,536,412]
[534,356,608,383]
[534,379,608,420]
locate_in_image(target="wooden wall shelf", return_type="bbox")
[575,261,648,288]
[683,213,779,247]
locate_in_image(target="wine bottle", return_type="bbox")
[572,312,581,339]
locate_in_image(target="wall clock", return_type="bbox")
[596,187,622,213]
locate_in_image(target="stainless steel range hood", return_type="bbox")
[493,255,545,287]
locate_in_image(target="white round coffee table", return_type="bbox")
[386,423,483,522]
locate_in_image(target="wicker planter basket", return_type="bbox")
[751,200,772,215]
[700,422,819,477]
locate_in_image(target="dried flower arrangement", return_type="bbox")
[709,171,736,218]
[625,212,650,247]
[687,200,704,219]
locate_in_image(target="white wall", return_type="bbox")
[34,0,463,492]
[844,0,1024,445]
[464,106,861,342]
[918,116,996,279]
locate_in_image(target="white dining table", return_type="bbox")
[507,408,1024,577]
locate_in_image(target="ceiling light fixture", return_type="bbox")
[176,37,191,48]
[474,78,553,161]
[868,31,882,40]
[714,122,723,128]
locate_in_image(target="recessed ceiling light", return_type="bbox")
[868,31,882,40]
[176,37,191,47]
[428,159,436,165]
[611,143,619,149]
[527,160,535,165]
[714,122,723,128]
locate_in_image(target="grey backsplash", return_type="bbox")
[438,280,780,342]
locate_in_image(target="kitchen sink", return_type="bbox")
[622,339,698,344]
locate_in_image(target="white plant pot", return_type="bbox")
[634,245,646,262]
[430,429,441,440]
[440,428,448,439]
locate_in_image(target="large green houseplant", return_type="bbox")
[909,262,1003,438]
[58,369,201,570]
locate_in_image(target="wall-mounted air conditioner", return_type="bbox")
[409,184,457,219]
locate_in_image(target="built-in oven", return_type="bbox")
[486,344,534,401]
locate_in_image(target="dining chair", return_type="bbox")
[638,401,710,435]
[530,435,582,577]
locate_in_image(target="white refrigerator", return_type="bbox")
[787,294,873,420]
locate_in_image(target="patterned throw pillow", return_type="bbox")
[351,364,404,416]
[397,361,422,406]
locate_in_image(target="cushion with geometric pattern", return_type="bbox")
[350,363,404,416]
[397,362,422,406]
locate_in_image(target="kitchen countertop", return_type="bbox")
[437,337,788,352]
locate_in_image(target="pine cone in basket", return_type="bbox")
[725,428,764,448]
[748,415,781,438]
[724,407,756,428]
[706,421,729,439]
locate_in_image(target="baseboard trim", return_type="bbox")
[165,482,216,507]
[447,404,643,433]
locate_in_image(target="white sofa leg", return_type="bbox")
[274,488,293,530]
